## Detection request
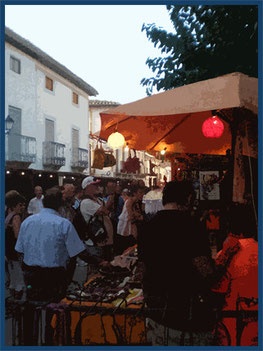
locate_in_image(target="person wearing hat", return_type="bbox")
[80,176,114,266]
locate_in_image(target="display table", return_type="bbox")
[51,270,147,345]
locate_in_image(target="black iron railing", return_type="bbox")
[5,297,258,346]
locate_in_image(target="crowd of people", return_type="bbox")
[5,177,258,346]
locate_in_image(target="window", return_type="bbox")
[45,77,53,91]
[73,92,79,105]
[10,56,21,74]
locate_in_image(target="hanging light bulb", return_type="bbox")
[107,132,125,149]
[160,147,167,156]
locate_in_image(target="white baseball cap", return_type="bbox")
[82,176,101,189]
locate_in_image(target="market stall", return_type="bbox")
[99,72,258,203]
[7,255,258,346]
[50,245,147,346]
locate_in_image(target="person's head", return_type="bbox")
[130,185,145,201]
[82,176,101,198]
[115,184,122,195]
[20,202,27,213]
[122,188,129,199]
[43,187,63,211]
[162,180,195,208]
[122,188,129,196]
[62,183,75,201]
[106,181,116,195]
[34,186,43,199]
[97,185,105,197]
[74,186,83,200]
[5,191,26,214]
[138,180,145,188]
[229,203,257,239]
[5,190,19,206]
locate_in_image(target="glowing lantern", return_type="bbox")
[107,132,125,149]
[202,116,224,138]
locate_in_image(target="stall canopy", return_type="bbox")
[99,73,258,155]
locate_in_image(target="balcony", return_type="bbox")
[6,133,36,168]
[43,141,66,170]
[71,147,89,171]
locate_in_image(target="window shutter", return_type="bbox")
[73,92,79,104]
[45,77,53,91]
[10,56,21,74]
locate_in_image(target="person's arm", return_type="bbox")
[12,215,21,239]
[126,198,135,221]
[27,199,34,214]
[78,249,109,266]
[214,235,240,273]
[65,222,110,266]
[15,222,24,254]
[81,199,109,218]
[133,208,143,221]
[193,235,240,286]
[105,194,114,211]
[95,205,110,216]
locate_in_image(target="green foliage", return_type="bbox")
[141,5,258,94]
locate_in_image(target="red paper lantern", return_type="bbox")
[202,116,224,138]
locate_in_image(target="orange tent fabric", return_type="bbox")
[99,73,257,155]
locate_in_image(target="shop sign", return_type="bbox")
[199,171,220,200]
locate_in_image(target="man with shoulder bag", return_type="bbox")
[78,176,114,272]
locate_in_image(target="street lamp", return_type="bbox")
[5,115,14,134]
[5,115,14,162]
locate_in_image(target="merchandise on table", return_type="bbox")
[66,260,144,306]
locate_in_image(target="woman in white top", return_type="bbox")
[116,185,145,255]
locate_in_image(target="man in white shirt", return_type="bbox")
[16,186,107,345]
[80,176,114,263]
[27,186,44,214]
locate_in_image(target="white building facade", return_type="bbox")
[5,27,97,190]
[5,27,170,197]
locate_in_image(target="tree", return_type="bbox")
[141,5,258,95]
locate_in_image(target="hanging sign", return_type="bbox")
[199,171,220,200]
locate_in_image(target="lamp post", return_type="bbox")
[5,115,14,161]
[5,115,14,134]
